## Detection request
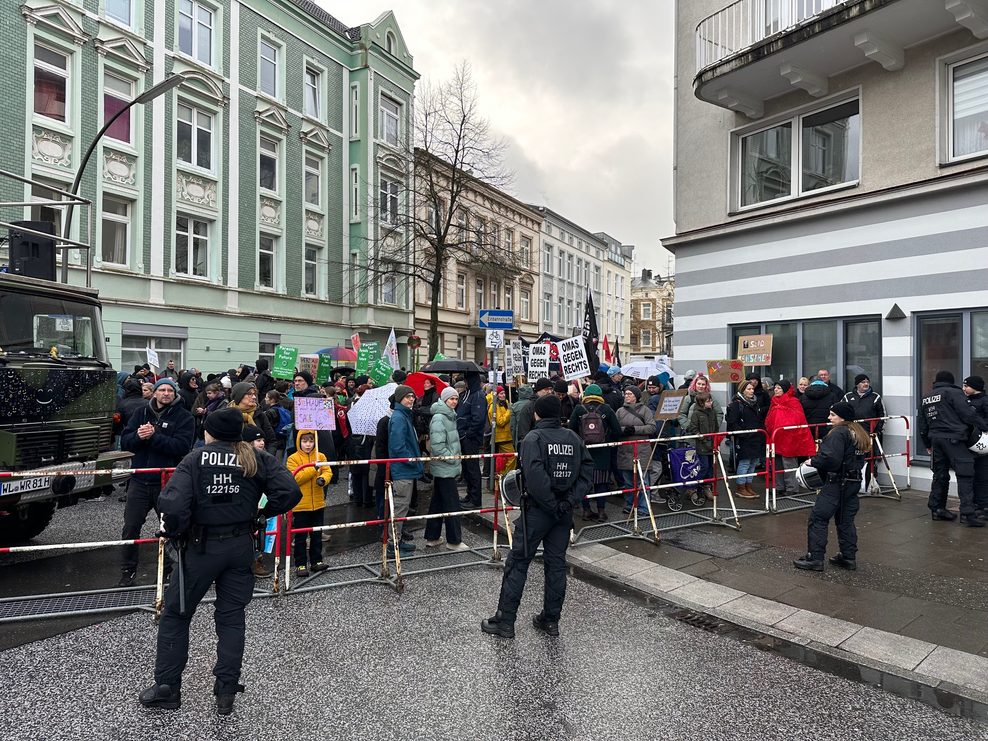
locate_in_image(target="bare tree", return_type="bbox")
[345,62,517,359]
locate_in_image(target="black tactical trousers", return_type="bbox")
[928,438,976,515]
[807,480,860,560]
[460,438,483,506]
[974,454,988,512]
[154,533,255,694]
[496,504,572,624]
[120,479,161,573]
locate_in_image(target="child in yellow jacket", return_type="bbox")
[487,386,516,473]
[286,430,331,577]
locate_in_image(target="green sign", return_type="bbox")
[315,354,334,385]
[272,345,299,380]
[355,341,379,375]
[369,356,393,387]
[432,352,446,361]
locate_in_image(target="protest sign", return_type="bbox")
[558,335,591,382]
[272,346,299,379]
[350,333,361,352]
[383,328,400,370]
[355,341,379,375]
[292,396,336,431]
[527,343,550,380]
[145,347,159,369]
[315,354,334,385]
[654,389,688,421]
[510,341,523,376]
[369,356,393,387]
[736,334,773,366]
[706,359,744,384]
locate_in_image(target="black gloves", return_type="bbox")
[623,426,635,436]
[556,500,573,517]
[316,476,327,487]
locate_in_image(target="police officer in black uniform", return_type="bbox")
[962,375,988,520]
[918,370,988,526]
[139,407,301,714]
[482,394,593,638]
[794,402,872,572]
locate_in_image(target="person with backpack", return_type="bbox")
[615,386,657,515]
[263,390,292,461]
[568,384,621,521]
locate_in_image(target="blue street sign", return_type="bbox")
[478,309,514,329]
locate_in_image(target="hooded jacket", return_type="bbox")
[286,429,329,511]
[677,376,724,430]
[615,400,657,470]
[685,401,719,455]
[765,387,817,458]
[120,395,195,483]
[488,394,512,444]
[510,386,533,444]
[115,378,146,435]
[800,380,837,431]
[389,402,424,480]
[428,400,462,479]
[177,371,198,412]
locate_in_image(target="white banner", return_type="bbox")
[559,335,591,382]
[145,347,159,369]
[383,327,400,370]
[527,343,550,380]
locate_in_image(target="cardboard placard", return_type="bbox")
[369,356,393,387]
[272,346,299,380]
[706,359,745,384]
[558,335,591,382]
[315,354,334,385]
[145,347,159,369]
[736,334,773,366]
[292,396,336,431]
[654,389,688,421]
[527,343,550,380]
[355,341,379,375]
[350,332,361,351]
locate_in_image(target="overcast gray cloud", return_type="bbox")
[330,0,676,276]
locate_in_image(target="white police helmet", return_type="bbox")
[969,429,988,456]
[500,469,524,507]
[796,462,824,490]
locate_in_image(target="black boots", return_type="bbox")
[138,683,181,710]
[931,509,957,521]
[829,553,857,570]
[481,611,515,638]
[793,553,825,571]
[215,684,245,716]
[532,612,560,637]
[961,514,986,528]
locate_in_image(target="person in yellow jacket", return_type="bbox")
[488,386,516,473]
[285,430,331,577]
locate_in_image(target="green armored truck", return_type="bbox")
[0,272,128,544]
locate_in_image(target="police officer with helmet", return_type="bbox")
[918,370,988,526]
[139,407,301,715]
[482,393,593,638]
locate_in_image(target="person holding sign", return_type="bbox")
[286,430,331,577]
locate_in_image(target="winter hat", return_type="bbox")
[392,370,408,384]
[255,358,269,372]
[964,375,985,392]
[624,385,642,401]
[533,377,553,392]
[440,387,459,403]
[553,379,569,394]
[517,385,534,400]
[607,366,622,378]
[830,401,856,422]
[497,385,505,394]
[854,373,870,386]
[220,375,233,390]
[439,374,452,384]
[134,364,144,373]
[746,372,760,383]
[647,376,661,387]
[454,380,467,391]
[935,370,955,385]
[684,369,697,380]
[241,425,263,442]
[294,370,314,386]
[231,381,256,405]
[775,380,792,394]
[205,407,245,442]
[583,384,603,399]
[394,385,415,402]
[152,378,178,393]
[533,394,561,420]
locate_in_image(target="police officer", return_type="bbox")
[962,375,988,520]
[918,370,988,526]
[139,407,301,715]
[482,393,593,638]
[793,402,872,572]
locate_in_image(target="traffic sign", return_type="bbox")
[485,329,504,349]
[478,309,514,330]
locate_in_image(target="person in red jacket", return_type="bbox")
[765,380,817,495]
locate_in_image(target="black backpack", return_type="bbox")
[580,403,607,445]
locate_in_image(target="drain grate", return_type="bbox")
[669,608,733,634]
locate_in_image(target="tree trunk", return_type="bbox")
[427,263,443,359]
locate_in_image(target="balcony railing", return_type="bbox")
[696,0,850,73]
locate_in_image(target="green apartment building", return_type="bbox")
[2,0,417,371]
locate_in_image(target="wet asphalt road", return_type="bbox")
[2,533,987,740]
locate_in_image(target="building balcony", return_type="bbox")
[694,0,987,118]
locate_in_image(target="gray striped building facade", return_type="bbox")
[668,1,988,491]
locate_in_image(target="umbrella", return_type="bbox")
[313,347,357,362]
[620,360,659,380]
[347,383,397,436]
[405,372,448,397]
[420,358,486,373]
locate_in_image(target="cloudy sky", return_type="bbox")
[330,0,677,278]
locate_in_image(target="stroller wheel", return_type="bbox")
[666,491,684,512]
[690,491,707,507]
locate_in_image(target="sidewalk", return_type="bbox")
[474,482,988,717]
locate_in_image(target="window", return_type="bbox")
[34,44,69,122]
[101,195,130,265]
[456,336,464,360]
[380,95,400,146]
[504,228,514,254]
[379,175,399,224]
[521,290,530,321]
[177,102,212,170]
[739,98,859,207]
[304,154,321,207]
[178,0,213,66]
[259,137,278,192]
[490,223,500,250]
[104,73,133,143]
[350,167,359,220]
[381,273,397,305]
[259,38,279,98]
[258,334,279,365]
[594,264,601,291]
[303,246,317,295]
[106,0,133,26]
[950,54,988,159]
[174,215,208,277]
[490,280,499,308]
[30,178,68,237]
[641,329,652,348]
[304,66,320,118]
[350,84,359,137]
[258,233,276,288]
[122,334,185,373]
[475,279,484,314]
[557,250,564,277]
[557,299,564,327]
[543,293,552,325]
[641,302,652,320]
[504,284,513,312]
[456,209,467,241]
[520,236,531,267]
[543,243,552,273]
[385,31,396,55]
[456,274,466,310]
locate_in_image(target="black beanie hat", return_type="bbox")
[625,385,642,401]
[392,369,407,384]
[231,381,256,405]
[241,425,263,442]
[553,379,569,394]
[205,407,245,442]
[964,375,985,392]
[255,358,269,372]
[533,394,561,420]
[830,401,856,422]
[533,377,553,392]
[295,370,313,386]
[775,379,792,394]
[854,373,870,386]
[935,370,955,385]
